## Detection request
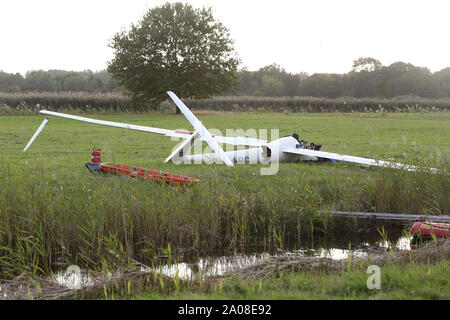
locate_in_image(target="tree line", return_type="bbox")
[0,69,119,93]
[1,58,450,99]
[234,59,450,98]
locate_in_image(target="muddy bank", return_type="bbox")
[230,239,449,278]
[0,239,448,300]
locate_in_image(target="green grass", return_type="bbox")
[2,111,449,166]
[0,111,448,279]
[133,260,450,300]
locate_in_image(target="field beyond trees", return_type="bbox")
[1,91,450,114]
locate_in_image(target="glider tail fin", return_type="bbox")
[166,91,234,166]
[164,130,201,164]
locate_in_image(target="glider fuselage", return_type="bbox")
[184,136,317,164]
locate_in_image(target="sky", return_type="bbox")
[0,0,449,76]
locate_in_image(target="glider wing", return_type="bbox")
[283,147,432,172]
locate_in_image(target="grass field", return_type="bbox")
[2,111,449,167]
[0,111,449,280]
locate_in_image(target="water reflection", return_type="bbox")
[51,265,95,289]
[51,218,412,287]
[156,235,411,280]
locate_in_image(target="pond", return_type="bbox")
[51,217,413,287]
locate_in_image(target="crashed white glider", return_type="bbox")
[24,91,432,172]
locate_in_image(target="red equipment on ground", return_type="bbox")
[85,148,199,186]
[91,147,101,164]
[101,162,199,186]
[410,221,450,239]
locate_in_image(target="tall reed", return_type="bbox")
[1,92,449,114]
[0,154,447,279]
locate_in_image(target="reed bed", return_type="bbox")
[1,92,450,114]
[0,155,447,280]
[182,96,450,113]
[0,92,134,114]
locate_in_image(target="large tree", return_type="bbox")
[107,2,240,111]
[351,57,382,73]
